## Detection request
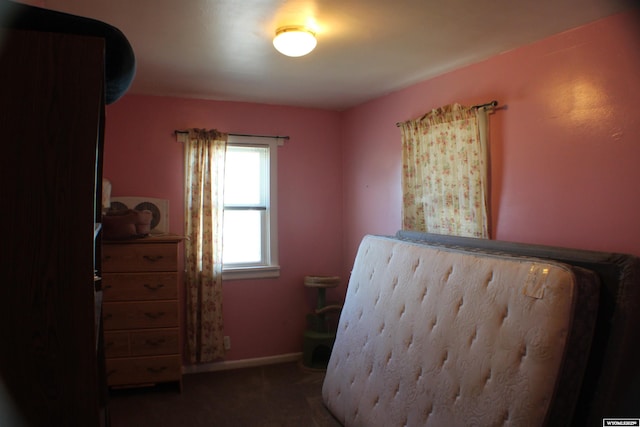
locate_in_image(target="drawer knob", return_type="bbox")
[146,338,166,347]
[147,366,168,374]
[143,283,165,291]
[143,255,164,262]
[144,312,165,320]
[106,369,117,378]
[103,313,113,321]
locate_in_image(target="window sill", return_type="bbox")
[222,265,280,281]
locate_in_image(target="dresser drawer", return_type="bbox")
[106,355,181,386]
[130,329,179,356]
[105,329,179,358]
[103,301,178,330]
[103,272,177,301]
[104,331,130,358]
[103,243,177,272]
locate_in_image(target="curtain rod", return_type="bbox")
[395,100,499,127]
[174,130,290,140]
[471,100,498,109]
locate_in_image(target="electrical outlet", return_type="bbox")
[223,336,231,350]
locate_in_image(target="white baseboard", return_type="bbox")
[182,352,303,375]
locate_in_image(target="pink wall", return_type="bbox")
[341,10,640,280]
[105,10,640,363]
[104,96,343,361]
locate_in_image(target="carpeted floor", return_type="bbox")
[107,361,342,427]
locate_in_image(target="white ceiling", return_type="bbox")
[36,0,636,110]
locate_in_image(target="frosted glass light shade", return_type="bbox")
[273,26,317,57]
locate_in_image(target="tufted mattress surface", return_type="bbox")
[322,235,599,427]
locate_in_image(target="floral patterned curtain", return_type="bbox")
[399,103,490,238]
[181,128,227,363]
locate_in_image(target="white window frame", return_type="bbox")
[221,135,280,280]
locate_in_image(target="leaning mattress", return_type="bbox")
[322,235,599,427]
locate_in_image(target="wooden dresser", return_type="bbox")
[102,235,183,390]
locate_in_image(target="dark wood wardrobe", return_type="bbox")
[0,29,108,426]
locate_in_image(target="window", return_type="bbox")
[222,135,279,279]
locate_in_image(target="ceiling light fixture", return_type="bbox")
[273,26,317,57]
